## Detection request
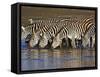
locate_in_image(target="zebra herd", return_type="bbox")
[21,15,95,49]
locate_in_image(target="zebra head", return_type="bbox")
[29,33,39,47]
[52,26,67,48]
[52,33,62,48]
[39,32,49,48]
[21,26,31,40]
[29,31,41,48]
[21,25,40,48]
[28,18,34,24]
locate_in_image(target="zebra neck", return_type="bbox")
[45,32,52,40]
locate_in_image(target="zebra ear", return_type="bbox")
[42,32,46,38]
[28,18,33,24]
[21,26,26,32]
[56,33,60,39]
[42,32,44,37]
[40,33,42,36]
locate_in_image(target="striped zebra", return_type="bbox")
[51,15,95,48]
[22,17,62,48]
[21,21,43,39]
[39,22,59,48]
[21,21,44,48]
[22,15,95,48]
[30,21,57,48]
[82,24,95,48]
[27,17,72,48]
[39,18,72,48]
[51,26,69,48]
[66,16,95,48]
[75,16,95,48]
[51,19,78,48]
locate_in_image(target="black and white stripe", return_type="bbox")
[51,15,95,48]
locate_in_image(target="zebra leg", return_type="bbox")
[71,38,76,48]
[65,38,69,48]
[77,39,83,48]
[92,37,95,48]
[80,39,83,48]
[82,36,89,49]
[90,37,92,48]
[60,43,62,48]
[75,39,78,48]
[59,40,62,49]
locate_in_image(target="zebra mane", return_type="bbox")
[55,26,64,36]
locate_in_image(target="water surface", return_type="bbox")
[21,48,95,71]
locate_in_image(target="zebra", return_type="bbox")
[39,18,72,48]
[51,15,95,48]
[37,21,61,48]
[66,16,95,48]
[21,25,33,40]
[51,26,69,49]
[30,21,56,48]
[22,15,95,48]
[23,17,62,48]
[51,19,78,49]
[21,22,42,39]
[82,24,95,49]
[21,21,44,48]
[26,17,72,48]
[74,15,95,48]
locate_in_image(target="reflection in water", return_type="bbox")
[21,49,95,71]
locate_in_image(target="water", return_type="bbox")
[21,48,95,71]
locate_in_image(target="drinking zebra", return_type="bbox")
[51,15,95,48]
[22,17,61,48]
[51,19,78,49]
[21,21,44,48]
[30,22,57,48]
[51,25,69,49]
[26,17,72,48]
[82,24,95,48]
[39,18,72,48]
[22,15,95,49]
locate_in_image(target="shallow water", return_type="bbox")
[21,48,95,71]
